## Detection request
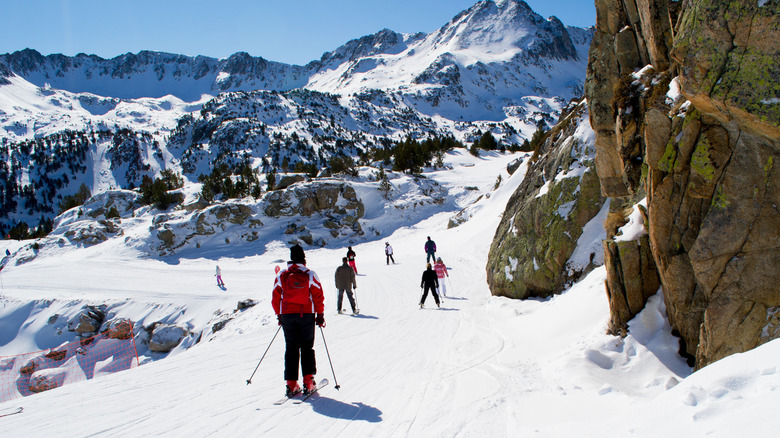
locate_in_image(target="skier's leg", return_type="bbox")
[299,314,317,377]
[346,288,356,312]
[433,288,440,306]
[280,314,300,381]
[337,289,344,312]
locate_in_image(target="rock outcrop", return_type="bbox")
[148,324,189,353]
[487,101,607,298]
[67,305,107,335]
[586,0,780,368]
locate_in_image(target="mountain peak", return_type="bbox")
[438,0,577,60]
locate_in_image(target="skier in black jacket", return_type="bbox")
[420,263,440,309]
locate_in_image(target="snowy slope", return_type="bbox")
[1,148,778,437]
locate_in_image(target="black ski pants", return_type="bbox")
[338,288,356,313]
[280,313,316,381]
[421,285,440,305]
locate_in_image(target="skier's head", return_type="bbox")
[427,236,431,240]
[290,244,306,264]
[342,257,349,265]
[436,257,442,263]
[426,263,432,270]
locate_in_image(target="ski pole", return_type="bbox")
[246,325,281,385]
[319,326,341,390]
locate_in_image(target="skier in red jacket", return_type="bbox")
[272,244,325,396]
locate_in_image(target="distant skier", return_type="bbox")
[335,257,358,315]
[434,257,449,297]
[385,242,396,265]
[215,265,225,287]
[420,263,440,309]
[272,244,325,397]
[424,236,437,263]
[346,246,358,274]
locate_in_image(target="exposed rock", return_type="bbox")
[103,318,134,340]
[487,101,607,298]
[275,174,307,190]
[672,1,780,138]
[67,305,107,334]
[182,194,210,211]
[587,0,780,368]
[263,182,365,224]
[28,368,66,393]
[149,324,189,353]
[62,220,123,246]
[44,349,67,361]
[83,190,139,219]
[20,359,37,375]
[506,157,524,175]
[237,299,258,311]
[603,234,660,335]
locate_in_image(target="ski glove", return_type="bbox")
[315,313,326,327]
[277,314,282,326]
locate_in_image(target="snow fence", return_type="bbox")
[0,323,139,403]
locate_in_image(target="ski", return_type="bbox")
[293,379,329,404]
[273,389,301,405]
[0,406,23,417]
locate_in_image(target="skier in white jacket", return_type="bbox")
[385,242,396,264]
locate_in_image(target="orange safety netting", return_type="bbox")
[0,322,139,403]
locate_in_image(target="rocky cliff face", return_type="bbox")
[586,0,780,368]
[487,100,607,298]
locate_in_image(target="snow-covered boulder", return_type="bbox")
[67,305,107,334]
[149,324,189,353]
[27,368,67,393]
[103,318,134,340]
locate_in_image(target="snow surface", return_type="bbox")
[1,150,779,437]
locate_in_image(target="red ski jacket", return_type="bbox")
[272,262,325,315]
[434,262,448,279]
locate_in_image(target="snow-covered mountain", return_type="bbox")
[0,0,590,118]
[0,0,592,235]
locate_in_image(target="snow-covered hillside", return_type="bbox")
[0,0,592,235]
[1,144,778,437]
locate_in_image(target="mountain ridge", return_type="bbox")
[0,0,592,235]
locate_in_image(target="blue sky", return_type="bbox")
[1,0,595,65]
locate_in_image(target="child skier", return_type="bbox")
[346,246,358,274]
[385,242,396,264]
[433,257,449,297]
[216,265,225,287]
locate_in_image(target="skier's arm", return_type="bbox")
[309,272,325,314]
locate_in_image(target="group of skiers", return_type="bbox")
[270,236,451,397]
[420,236,449,308]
